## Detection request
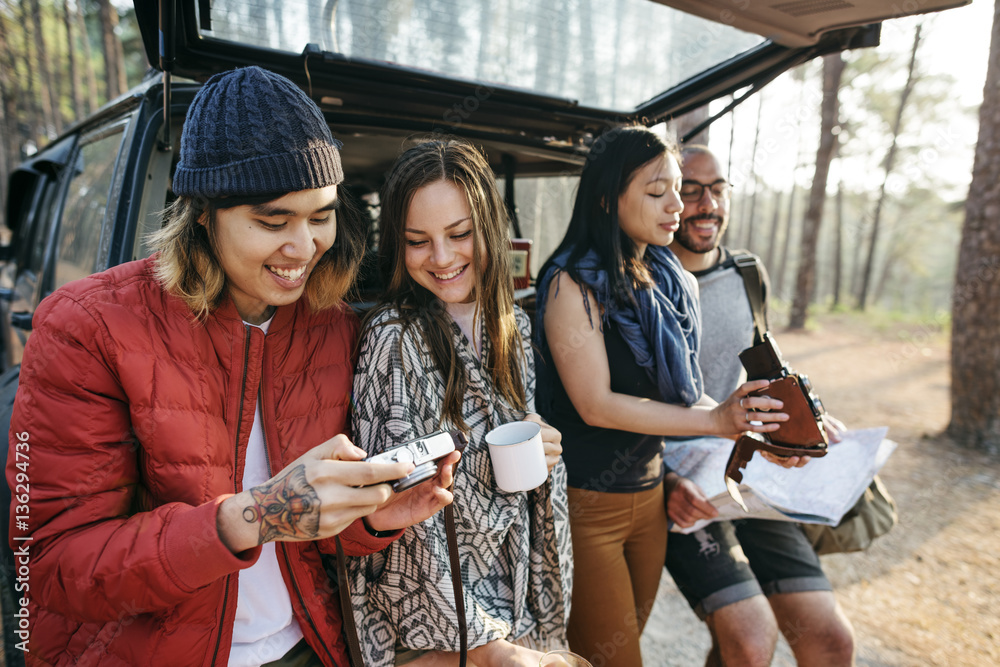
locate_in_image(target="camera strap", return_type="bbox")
[335,496,468,667]
[335,535,365,666]
[730,251,767,346]
[445,502,469,667]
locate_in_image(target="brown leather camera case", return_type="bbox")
[749,375,828,447]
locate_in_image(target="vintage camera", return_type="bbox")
[365,430,468,492]
[739,332,827,446]
[726,332,830,508]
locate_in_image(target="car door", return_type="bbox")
[0,136,75,372]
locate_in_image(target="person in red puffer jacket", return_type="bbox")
[5,66,458,667]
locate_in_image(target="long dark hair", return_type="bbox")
[539,125,679,307]
[367,140,526,429]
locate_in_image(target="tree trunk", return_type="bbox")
[610,0,628,109]
[277,1,290,50]
[831,177,844,308]
[0,9,16,221]
[64,0,85,118]
[775,184,797,299]
[765,190,782,268]
[857,24,922,311]
[98,0,127,102]
[30,0,58,136]
[578,0,597,105]
[948,0,1000,454]
[727,94,736,175]
[47,0,66,132]
[532,4,569,97]
[743,94,765,251]
[75,0,99,114]
[18,0,42,149]
[532,3,555,93]
[775,76,807,300]
[476,0,493,79]
[308,0,323,48]
[874,219,902,304]
[789,53,844,329]
[846,197,865,300]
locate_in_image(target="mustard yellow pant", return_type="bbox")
[566,484,668,667]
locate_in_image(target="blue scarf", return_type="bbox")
[535,245,703,410]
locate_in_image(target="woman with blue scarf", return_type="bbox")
[535,126,788,667]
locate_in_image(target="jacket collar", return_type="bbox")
[210,292,299,334]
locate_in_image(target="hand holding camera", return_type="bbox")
[740,332,828,446]
[725,333,831,507]
[362,430,467,534]
[365,430,468,492]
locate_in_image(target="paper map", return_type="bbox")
[663,427,896,534]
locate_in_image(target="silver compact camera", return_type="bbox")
[366,430,468,491]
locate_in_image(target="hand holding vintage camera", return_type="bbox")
[218,435,417,553]
[362,430,467,533]
[725,333,832,507]
[364,430,468,491]
[740,333,828,446]
[715,378,788,437]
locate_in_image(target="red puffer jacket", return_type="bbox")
[7,257,396,666]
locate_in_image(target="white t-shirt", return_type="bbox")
[229,317,304,666]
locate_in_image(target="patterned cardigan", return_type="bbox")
[347,305,572,665]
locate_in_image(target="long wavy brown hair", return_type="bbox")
[368,140,526,429]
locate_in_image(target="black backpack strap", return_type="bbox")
[730,250,767,346]
[336,485,468,667]
[336,536,366,667]
[445,503,468,667]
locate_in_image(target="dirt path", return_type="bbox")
[641,313,1000,666]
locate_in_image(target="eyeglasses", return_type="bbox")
[679,179,731,203]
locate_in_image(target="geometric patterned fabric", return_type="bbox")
[347,305,573,665]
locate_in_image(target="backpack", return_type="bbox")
[727,249,768,346]
[727,249,898,555]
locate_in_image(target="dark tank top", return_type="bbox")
[546,320,666,492]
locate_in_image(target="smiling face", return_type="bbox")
[403,179,481,305]
[616,153,684,256]
[208,185,339,324]
[674,150,730,257]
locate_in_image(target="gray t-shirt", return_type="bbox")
[692,248,765,401]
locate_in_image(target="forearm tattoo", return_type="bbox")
[242,465,321,544]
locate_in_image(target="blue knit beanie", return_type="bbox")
[172,66,343,198]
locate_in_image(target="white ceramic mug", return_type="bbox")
[485,421,548,492]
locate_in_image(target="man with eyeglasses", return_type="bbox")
[663,145,856,667]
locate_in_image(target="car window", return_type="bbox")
[497,174,577,279]
[7,180,46,276]
[25,180,60,278]
[197,0,763,113]
[54,121,129,290]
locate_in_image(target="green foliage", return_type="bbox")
[0,0,146,154]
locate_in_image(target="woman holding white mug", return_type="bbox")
[347,140,572,666]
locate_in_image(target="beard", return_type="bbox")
[675,214,728,254]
